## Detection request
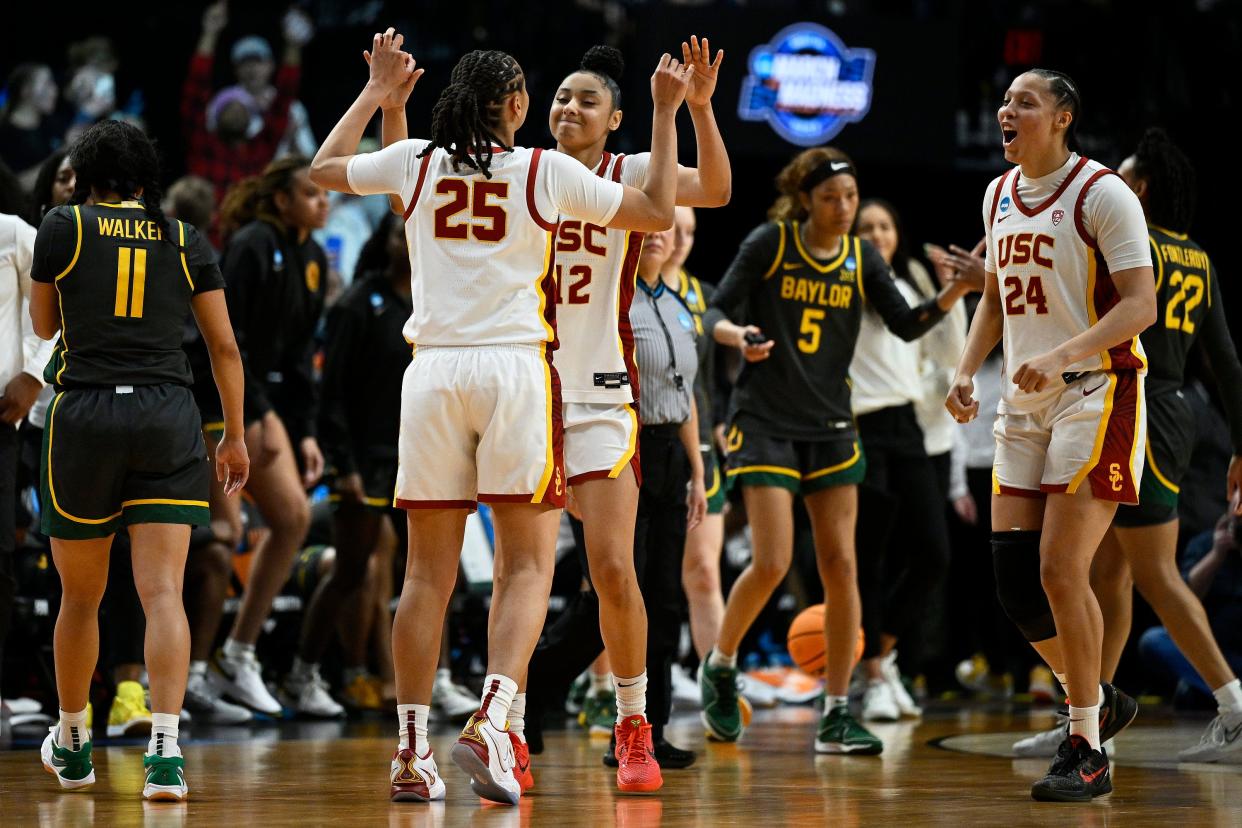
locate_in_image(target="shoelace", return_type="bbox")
[622,723,652,765]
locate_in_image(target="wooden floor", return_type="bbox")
[2,705,1239,826]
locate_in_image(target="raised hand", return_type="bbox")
[364,28,423,101]
[682,36,724,107]
[364,44,423,110]
[202,1,228,37]
[650,53,694,110]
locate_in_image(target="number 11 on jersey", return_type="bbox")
[114,246,147,319]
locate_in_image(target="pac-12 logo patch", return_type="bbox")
[738,22,876,147]
[1052,209,1065,226]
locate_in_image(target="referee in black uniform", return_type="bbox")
[28,121,248,801]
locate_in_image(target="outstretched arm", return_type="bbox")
[675,36,730,207]
[309,28,423,193]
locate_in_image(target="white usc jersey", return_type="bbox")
[347,140,624,347]
[554,152,650,404]
[983,154,1151,414]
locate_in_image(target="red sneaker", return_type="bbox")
[614,715,663,793]
[509,732,534,793]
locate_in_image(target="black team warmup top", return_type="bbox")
[31,202,224,388]
[703,221,946,441]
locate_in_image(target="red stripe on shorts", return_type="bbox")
[1085,371,1141,503]
[394,498,476,510]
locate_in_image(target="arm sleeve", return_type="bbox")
[30,207,75,283]
[346,139,430,201]
[15,218,55,381]
[1199,262,1242,452]
[539,150,623,226]
[1084,175,1152,272]
[184,223,225,294]
[703,223,782,333]
[861,240,947,341]
[317,301,363,475]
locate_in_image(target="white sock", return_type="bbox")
[57,707,89,751]
[1097,684,1106,706]
[397,703,430,752]
[1213,678,1242,714]
[189,660,208,679]
[614,672,648,720]
[148,712,181,757]
[826,695,849,711]
[589,670,613,695]
[479,674,518,731]
[508,693,527,743]
[708,647,737,670]
[222,638,254,660]
[1068,703,1101,750]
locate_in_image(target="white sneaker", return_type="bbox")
[862,680,899,722]
[184,672,253,724]
[738,673,780,709]
[1012,723,1066,757]
[431,670,478,722]
[281,667,345,719]
[142,752,188,801]
[882,651,922,718]
[390,745,447,801]
[451,712,521,805]
[671,664,701,709]
[211,648,283,716]
[1178,711,1242,763]
[41,728,95,790]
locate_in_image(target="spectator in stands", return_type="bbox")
[182,1,306,204]
[228,8,318,159]
[0,64,62,188]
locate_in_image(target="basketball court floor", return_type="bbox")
[2,703,1239,826]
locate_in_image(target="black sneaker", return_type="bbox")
[1099,682,1138,743]
[1030,735,1112,802]
[604,735,696,768]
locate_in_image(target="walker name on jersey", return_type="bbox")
[554,220,609,305]
[779,275,854,309]
[96,217,165,241]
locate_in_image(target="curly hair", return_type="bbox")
[216,155,310,241]
[767,146,855,222]
[67,120,176,247]
[418,50,524,179]
[578,45,623,110]
[1130,127,1196,234]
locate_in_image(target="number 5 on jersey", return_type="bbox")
[433,179,509,242]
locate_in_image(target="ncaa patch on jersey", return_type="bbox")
[999,196,1011,213]
[737,22,876,147]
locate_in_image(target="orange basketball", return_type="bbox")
[786,604,865,676]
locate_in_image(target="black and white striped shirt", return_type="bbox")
[631,277,698,426]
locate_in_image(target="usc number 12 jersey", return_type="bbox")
[554,151,650,404]
[347,140,624,348]
[983,154,1152,414]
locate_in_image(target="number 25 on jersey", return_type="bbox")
[433,179,508,242]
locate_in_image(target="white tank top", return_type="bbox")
[554,151,652,404]
[346,140,623,347]
[982,154,1151,414]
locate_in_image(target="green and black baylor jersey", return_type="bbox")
[704,221,945,441]
[31,201,224,389]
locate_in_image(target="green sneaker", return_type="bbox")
[565,672,590,715]
[699,659,743,742]
[143,753,189,801]
[815,703,883,755]
[41,728,95,790]
[579,689,617,734]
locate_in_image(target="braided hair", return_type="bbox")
[1027,68,1082,153]
[579,45,624,110]
[418,50,524,179]
[68,119,176,247]
[1130,127,1196,234]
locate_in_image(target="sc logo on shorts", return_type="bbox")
[1108,462,1123,492]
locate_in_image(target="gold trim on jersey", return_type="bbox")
[1149,236,1164,292]
[608,404,639,478]
[762,223,787,279]
[1144,435,1179,494]
[535,231,555,343]
[533,352,557,503]
[54,206,83,281]
[96,201,145,209]
[1149,223,1188,241]
[122,497,210,509]
[790,222,850,274]
[705,460,721,499]
[1066,373,1118,493]
[54,206,83,385]
[801,441,862,481]
[46,392,123,525]
[1085,252,1145,372]
[726,464,800,479]
[853,237,866,305]
[177,221,195,291]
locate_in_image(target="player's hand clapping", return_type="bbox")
[945,374,979,423]
[682,36,724,108]
[650,52,694,111]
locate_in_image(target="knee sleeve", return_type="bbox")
[991,530,1056,642]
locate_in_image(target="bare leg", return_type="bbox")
[683,512,725,660]
[299,503,380,663]
[392,509,467,704]
[716,487,795,657]
[187,431,241,662]
[1119,520,1237,690]
[227,413,311,645]
[129,523,192,715]
[804,485,861,698]
[1091,527,1133,683]
[50,537,113,712]
[486,503,561,679]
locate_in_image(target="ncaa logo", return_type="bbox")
[1052,209,1065,226]
[738,23,876,147]
[999,196,1011,213]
